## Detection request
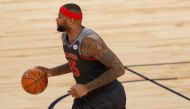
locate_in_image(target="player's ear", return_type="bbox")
[67,18,74,24]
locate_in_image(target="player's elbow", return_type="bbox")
[116,65,125,77]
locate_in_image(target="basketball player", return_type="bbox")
[37,3,126,109]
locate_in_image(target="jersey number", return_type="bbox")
[69,60,80,77]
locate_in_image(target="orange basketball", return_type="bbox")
[21,68,48,94]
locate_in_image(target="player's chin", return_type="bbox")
[57,26,66,32]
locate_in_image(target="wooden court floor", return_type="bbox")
[0,0,190,109]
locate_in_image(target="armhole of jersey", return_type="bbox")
[78,34,97,61]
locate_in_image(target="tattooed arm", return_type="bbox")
[81,34,125,92]
[36,63,71,77]
[49,63,71,76]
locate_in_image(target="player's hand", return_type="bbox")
[68,84,88,98]
[34,66,53,77]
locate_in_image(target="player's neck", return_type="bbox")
[67,26,82,43]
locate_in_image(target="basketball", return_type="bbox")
[21,68,48,94]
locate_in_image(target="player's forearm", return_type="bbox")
[49,63,71,76]
[84,66,125,92]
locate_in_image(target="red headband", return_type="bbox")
[59,6,83,20]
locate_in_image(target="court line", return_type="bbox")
[124,66,190,101]
[48,93,70,109]
[128,61,190,67]
[121,77,177,83]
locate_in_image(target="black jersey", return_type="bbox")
[62,27,108,84]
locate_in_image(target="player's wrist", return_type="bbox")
[48,68,56,77]
[84,84,91,93]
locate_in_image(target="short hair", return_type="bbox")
[63,3,82,13]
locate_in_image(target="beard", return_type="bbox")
[57,25,67,32]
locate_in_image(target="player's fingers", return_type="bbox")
[68,89,80,98]
[68,89,76,97]
[74,95,80,98]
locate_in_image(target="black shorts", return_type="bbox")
[72,80,126,109]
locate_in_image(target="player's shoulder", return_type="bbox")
[82,28,104,45]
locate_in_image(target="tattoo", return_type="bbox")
[81,34,125,92]
[51,63,71,76]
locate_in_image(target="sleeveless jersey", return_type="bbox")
[62,27,108,84]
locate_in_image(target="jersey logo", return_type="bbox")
[73,44,78,50]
